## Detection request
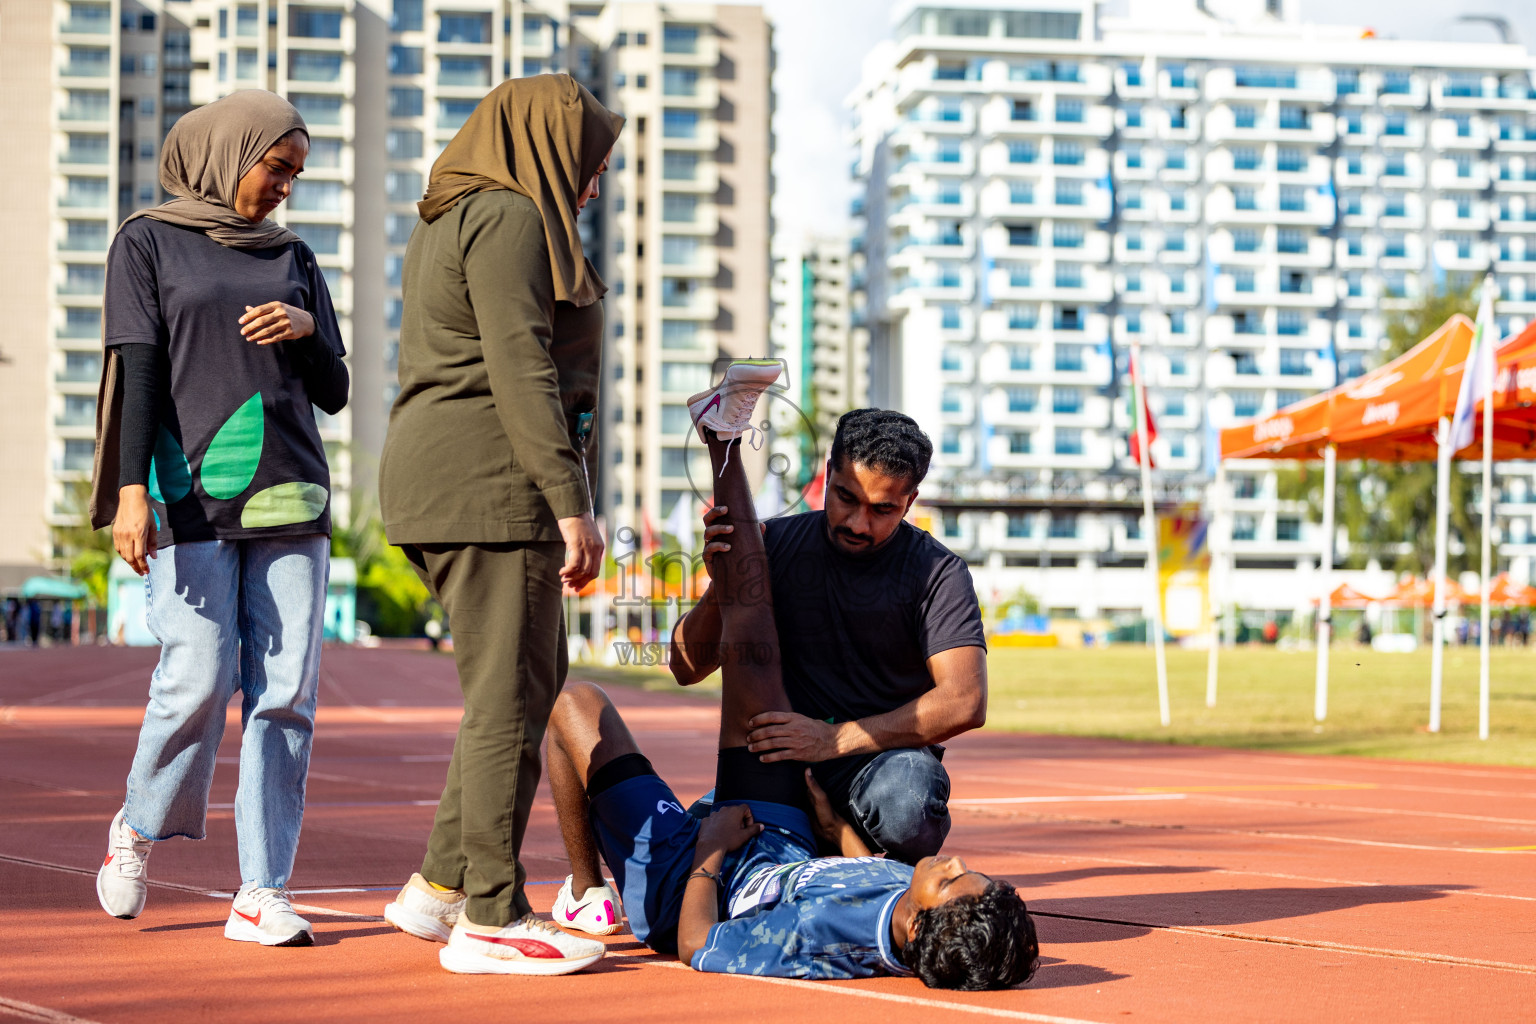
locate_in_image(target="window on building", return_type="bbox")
[1006,513,1031,539]
[1276,516,1302,541]
[385,170,422,203]
[1052,222,1084,248]
[663,25,699,54]
[290,51,344,82]
[1053,429,1084,456]
[1007,140,1038,165]
[392,0,424,32]
[438,56,491,88]
[390,45,424,75]
[1165,147,1187,171]
[437,12,490,44]
[663,68,699,97]
[290,6,343,38]
[389,87,424,118]
[1052,387,1083,413]
[1054,345,1085,372]
[386,129,423,160]
[290,222,342,254]
[1055,98,1084,123]
[1054,140,1084,166]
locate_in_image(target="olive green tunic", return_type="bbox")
[380,189,601,543]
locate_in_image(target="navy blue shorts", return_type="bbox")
[588,772,816,955]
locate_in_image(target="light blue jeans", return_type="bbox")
[122,535,329,888]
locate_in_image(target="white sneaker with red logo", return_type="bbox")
[96,809,153,920]
[551,875,624,936]
[224,885,315,947]
[438,915,605,976]
[687,359,785,444]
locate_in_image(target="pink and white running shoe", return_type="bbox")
[550,875,624,936]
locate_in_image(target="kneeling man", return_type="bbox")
[543,365,1036,988]
[671,404,988,863]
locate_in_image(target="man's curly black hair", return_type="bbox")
[828,409,933,492]
[898,880,1039,991]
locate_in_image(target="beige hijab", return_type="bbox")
[92,90,308,528]
[419,74,624,307]
[124,89,308,249]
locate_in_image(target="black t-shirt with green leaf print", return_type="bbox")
[104,217,345,547]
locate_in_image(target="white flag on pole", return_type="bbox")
[664,492,695,552]
[1449,280,1499,453]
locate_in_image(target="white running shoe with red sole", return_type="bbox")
[439,916,605,976]
[551,875,624,936]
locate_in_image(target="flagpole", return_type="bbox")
[1479,279,1495,742]
[1314,443,1336,722]
[1430,416,1452,733]
[1131,338,1170,727]
[1206,461,1224,708]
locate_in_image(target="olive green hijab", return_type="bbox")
[125,89,308,250]
[419,74,624,307]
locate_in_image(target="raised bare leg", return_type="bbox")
[547,681,644,895]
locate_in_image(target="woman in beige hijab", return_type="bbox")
[378,74,622,976]
[91,90,349,948]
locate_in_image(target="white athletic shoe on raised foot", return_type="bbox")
[224,885,314,947]
[96,809,153,920]
[438,915,605,976]
[384,872,466,943]
[687,359,785,445]
[551,875,624,936]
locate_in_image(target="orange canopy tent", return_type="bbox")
[1485,574,1536,607]
[1219,315,1476,463]
[1318,582,1379,608]
[1216,312,1536,726]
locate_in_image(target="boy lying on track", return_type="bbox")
[546,362,1039,988]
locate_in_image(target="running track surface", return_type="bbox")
[2,646,1533,1024]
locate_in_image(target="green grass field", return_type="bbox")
[575,646,1536,768]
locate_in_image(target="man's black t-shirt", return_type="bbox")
[104,218,345,547]
[763,511,986,725]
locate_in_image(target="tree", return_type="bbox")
[1277,281,1491,575]
[51,480,114,605]
[329,452,436,636]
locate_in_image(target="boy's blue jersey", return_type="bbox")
[692,855,915,980]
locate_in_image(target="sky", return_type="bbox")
[735,0,1536,250]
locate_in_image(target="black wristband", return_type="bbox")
[687,868,722,886]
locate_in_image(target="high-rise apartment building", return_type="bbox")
[0,0,771,585]
[769,234,862,489]
[849,0,1536,617]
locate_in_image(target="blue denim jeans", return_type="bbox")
[122,535,328,888]
[842,747,952,864]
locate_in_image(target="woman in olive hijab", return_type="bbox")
[378,74,622,976]
[91,89,349,948]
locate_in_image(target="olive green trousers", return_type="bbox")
[403,541,566,926]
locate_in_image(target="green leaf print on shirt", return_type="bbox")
[201,393,264,500]
[147,427,192,504]
[240,481,329,528]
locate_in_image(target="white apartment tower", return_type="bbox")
[849,0,1536,618]
[0,0,771,584]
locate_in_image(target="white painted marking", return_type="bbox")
[953,794,1186,806]
[0,995,107,1024]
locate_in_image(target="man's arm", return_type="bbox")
[744,645,987,763]
[669,583,722,686]
[676,805,762,967]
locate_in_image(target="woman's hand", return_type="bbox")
[239,301,315,345]
[113,485,156,576]
[558,512,604,591]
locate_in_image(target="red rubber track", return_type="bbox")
[1,646,1533,1023]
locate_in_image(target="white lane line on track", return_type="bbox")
[955,804,1536,855]
[960,848,1536,904]
[960,761,1536,803]
[1032,912,1536,974]
[0,996,107,1024]
[957,784,1536,828]
[953,794,1187,805]
[628,959,1108,1024]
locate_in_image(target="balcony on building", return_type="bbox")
[60,2,111,36]
[1429,155,1491,191]
[61,45,110,78]
[1203,64,1335,105]
[658,22,719,67]
[1375,69,1429,107]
